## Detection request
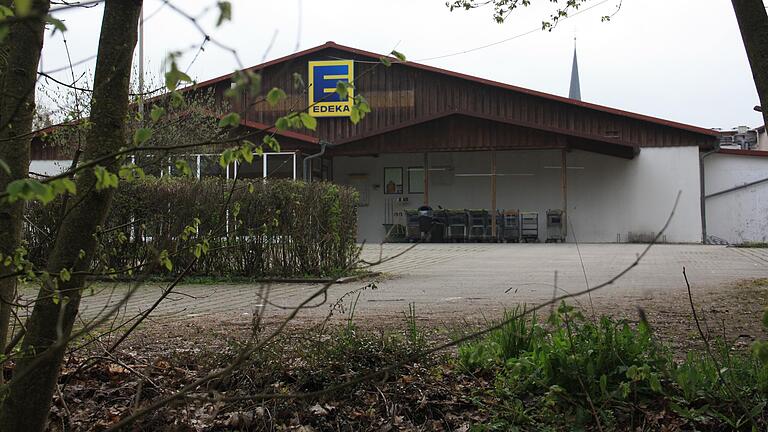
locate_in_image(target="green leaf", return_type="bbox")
[49,178,76,196]
[242,139,259,155]
[216,1,232,26]
[218,112,241,128]
[288,114,303,129]
[14,0,31,16]
[357,97,371,114]
[159,250,173,272]
[649,374,662,393]
[266,87,287,107]
[335,81,349,100]
[164,60,192,92]
[118,164,145,182]
[174,159,192,177]
[133,128,153,145]
[219,148,236,168]
[239,144,254,163]
[150,105,166,122]
[6,179,55,204]
[93,166,119,191]
[379,56,392,67]
[0,5,13,18]
[275,116,290,131]
[263,135,280,152]
[390,50,406,62]
[170,91,185,108]
[350,106,361,124]
[299,113,317,130]
[59,268,71,282]
[45,14,67,35]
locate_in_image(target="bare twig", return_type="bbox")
[683,267,757,430]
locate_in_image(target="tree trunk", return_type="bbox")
[732,0,768,128]
[0,0,50,368]
[0,1,142,430]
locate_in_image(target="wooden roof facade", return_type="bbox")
[194,42,718,159]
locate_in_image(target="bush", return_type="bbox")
[24,177,359,279]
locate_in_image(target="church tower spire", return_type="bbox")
[569,37,582,101]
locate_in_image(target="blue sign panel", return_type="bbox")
[308,60,354,117]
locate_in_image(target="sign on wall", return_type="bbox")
[308,60,354,118]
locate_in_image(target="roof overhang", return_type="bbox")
[329,112,639,159]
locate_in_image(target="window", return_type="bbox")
[266,153,295,179]
[383,167,403,194]
[236,156,264,179]
[408,166,424,194]
[200,155,226,178]
[134,154,165,177]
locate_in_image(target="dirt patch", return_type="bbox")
[588,278,768,354]
[38,278,768,431]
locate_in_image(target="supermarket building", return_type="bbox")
[35,42,753,244]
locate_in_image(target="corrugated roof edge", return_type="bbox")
[186,41,720,138]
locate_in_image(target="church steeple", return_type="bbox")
[569,38,581,101]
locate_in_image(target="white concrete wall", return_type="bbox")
[704,153,768,244]
[333,147,702,243]
[758,129,768,151]
[29,160,71,177]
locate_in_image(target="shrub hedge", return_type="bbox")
[25,177,359,279]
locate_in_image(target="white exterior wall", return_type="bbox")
[757,128,768,151]
[704,153,768,244]
[29,160,71,177]
[333,147,702,243]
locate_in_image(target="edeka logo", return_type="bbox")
[308,60,354,118]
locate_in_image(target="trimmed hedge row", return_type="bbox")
[25,177,359,279]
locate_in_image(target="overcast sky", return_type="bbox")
[40,0,761,130]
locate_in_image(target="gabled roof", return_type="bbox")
[190,41,719,138]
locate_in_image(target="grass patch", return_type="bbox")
[733,242,768,248]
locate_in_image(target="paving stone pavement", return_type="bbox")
[66,244,768,323]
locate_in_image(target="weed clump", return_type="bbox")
[458,302,768,430]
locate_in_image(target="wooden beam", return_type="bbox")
[424,152,429,206]
[491,149,497,239]
[561,149,568,239]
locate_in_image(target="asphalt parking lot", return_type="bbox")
[71,243,768,323]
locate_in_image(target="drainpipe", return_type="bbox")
[302,139,334,182]
[699,144,720,244]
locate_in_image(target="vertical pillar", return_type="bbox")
[491,149,497,239]
[561,149,568,239]
[423,152,429,206]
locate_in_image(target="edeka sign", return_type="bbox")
[308,60,354,118]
